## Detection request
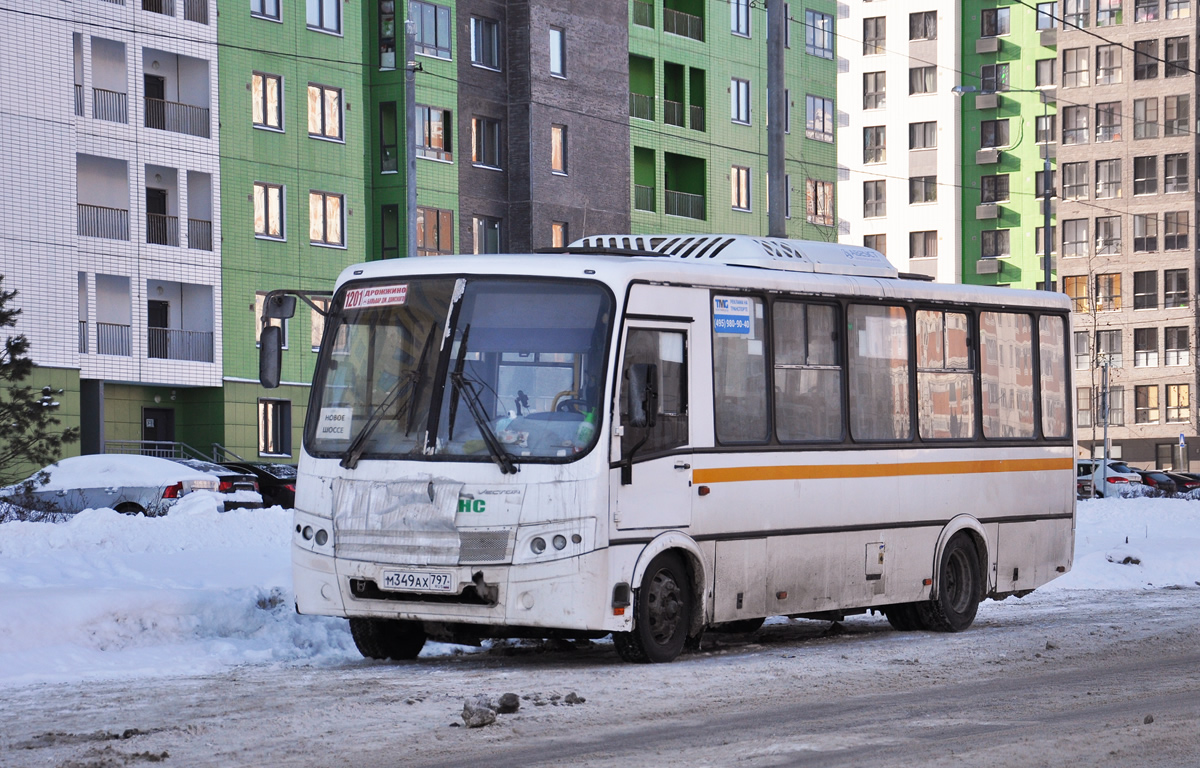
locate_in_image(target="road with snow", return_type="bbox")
[1,494,1199,766]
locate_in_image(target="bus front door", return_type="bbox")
[612,324,692,531]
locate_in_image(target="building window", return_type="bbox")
[551,124,567,174]
[982,7,1010,36]
[1096,273,1122,311]
[1073,331,1090,371]
[863,72,885,109]
[1134,98,1158,139]
[472,116,501,168]
[416,105,452,161]
[253,182,284,239]
[863,180,885,218]
[909,121,936,149]
[380,102,398,172]
[981,119,1010,148]
[1036,58,1057,87]
[1135,327,1159,367]
[732,78,751,123]
[1038,1,1059,27]
[1097,0,1123,23]
[909,66,936,95]
[732,0,750,35]
[1063,218,1088,257]
[306,0,340,33]
[1062,161,1088,199]
[805,11,834,58]
[909,175,936,204]
[1163,37,1189,79]
[1165,95,1189,136]
[308,191,343,247]
[864,126,885,163]
[252,0,280,21]
[1096,44,1122,84]
[1064,48,1089,88]
[258,399,292,457]
[1036,115,1057,144]
[1167,385,1190,423]
[1134,214,1159,251]
[1165,268,1189,306]
[1078,387,1093,427]
[1095,159,1121,199]
[1065,275,1090,312]
[252,73,283,131]
[1165,211,1189,249]
[1109,386,1126,424]
[732,165,751,210]
[1097,329,1122,367]
[865,234,886,253]
[910,230,937,259]
[1062,105,1088,145]
[307,83,342,140]
[1036,225,1057,255]
[1095,102,1121,142]
[806,95,834,142]
[473,215,501,253]
[806,179,834,226]
[981,174,1010,203]
[981,229,1010,259]
[1133,156,1157,195]
[1165,153,1188,193]
[471,17,500,70]
[1136,0,1161,20]
[1166,0,1191,18]
[863,17,885,55]
[1136,385,1160,424]
[412,1,452,59]
[981,63,1010,92]
[417,206,453,256]
[551,221,568,248]
[1065,0,1091,25]
[1134,40,1158,81]
[380,204,400,259]
[1165,327,1190,365]
[550,27,566,76]
[909,10,937,39]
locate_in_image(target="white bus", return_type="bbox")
[260,235,1075,664]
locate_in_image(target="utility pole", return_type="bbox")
[767,0,786,237]
[405,18,418,259]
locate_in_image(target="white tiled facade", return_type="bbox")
[0,0,221,389]
[836,1,963,283]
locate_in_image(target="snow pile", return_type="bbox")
[1,491,1199,688]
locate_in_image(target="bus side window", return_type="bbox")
[848,304,911,441]
[773,302,843,442]
[916,309,976,440]
[1039,315,1069,438]
[980,311,1035,438]
[620,329,688,455]
[713,295,768,443]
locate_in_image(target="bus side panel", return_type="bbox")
[995,519,1073,594]
[713,539,767,623]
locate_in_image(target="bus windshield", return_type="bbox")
[306,276,614,465]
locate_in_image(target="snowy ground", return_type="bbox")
[0,492,1197,690]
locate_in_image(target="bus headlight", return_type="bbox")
[531,537,547,554]
[552,535,567,550]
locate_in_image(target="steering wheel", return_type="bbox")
[555,398,589,413]
[551,390,578,411]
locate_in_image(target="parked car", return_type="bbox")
[167,459,263,511]
[1076,459,1144,498]
[1133,469,1178,496]
[1165,472,1200,495]
[2,454,219,517]
[220,462,296,508]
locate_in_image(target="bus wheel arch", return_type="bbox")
[630,532,708,638]
[920,521,988,633]
[932,515,991,602]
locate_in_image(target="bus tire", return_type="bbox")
[349,617,427,660]
[916,534,981,633]
[884,603,923,631]
[613,551,693,663]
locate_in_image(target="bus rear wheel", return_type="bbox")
[613,552,693,663]
[916,534,981,632]
[349,617,427,660]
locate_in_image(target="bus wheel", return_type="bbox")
[883,603,922,631]
[614,552,693,663]
[916,534,981,632]
[349,618,427,660]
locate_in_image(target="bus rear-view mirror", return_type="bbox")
[260,325,283,389]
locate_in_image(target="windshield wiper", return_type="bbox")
[340,370,419,470]
[450,371,518,475]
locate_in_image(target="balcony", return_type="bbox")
[97,322,132,356]
[665,190,705,220]
[188,218,212,251]
[144,98,210,138]
[183,0,208,23]
[629,92,654,121]
[79,321,88,354]
[74,85,83,116]
[690,105,705,132]
[78,203,130,240]
[142,0,175,16]
[635,184,656,212]
[664,8,703,41]
[664,99,684,127]
[148,327,213,362]
[146,213,179,246]
[633,0,653,27]
[93,88,128,123]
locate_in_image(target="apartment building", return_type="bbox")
[1055,0,1200,468]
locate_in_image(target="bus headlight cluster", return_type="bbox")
[530,534,571,554]
[519,522,593,563]
[297,522,330,548]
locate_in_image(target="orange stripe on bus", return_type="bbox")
[691,457,1074,484]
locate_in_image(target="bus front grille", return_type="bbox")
[458,530,514,563]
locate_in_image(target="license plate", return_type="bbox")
[380,570,454,593]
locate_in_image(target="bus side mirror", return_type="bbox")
[259,325,283,389]
[263,294,297,320]
[627,363,658,428]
